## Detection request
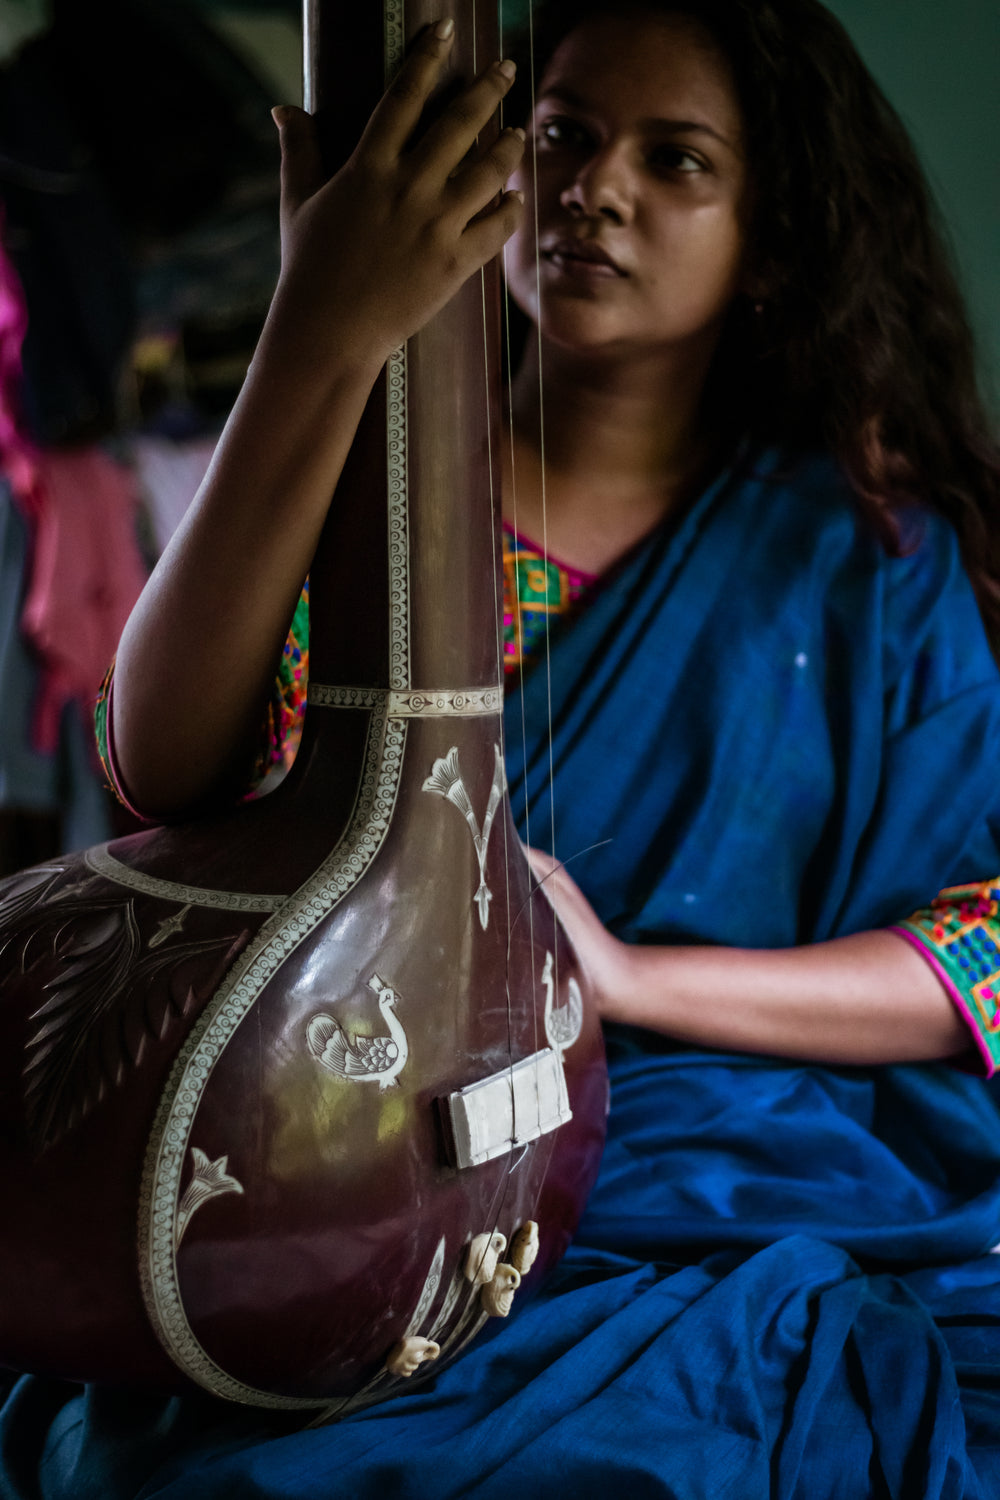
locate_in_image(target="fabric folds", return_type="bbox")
[5,449,1000,1499]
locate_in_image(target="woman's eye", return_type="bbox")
[649,145,705,174]
[537,116,590,150]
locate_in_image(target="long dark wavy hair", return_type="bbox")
[506,0,1000,646]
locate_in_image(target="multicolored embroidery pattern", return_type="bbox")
[268,534,593,724]
[894,878,1000,1076]
[94,663,114,792]
[502,525,596,674]
[94,582,311,815]
[253,579,310,788]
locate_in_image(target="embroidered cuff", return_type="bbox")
[892,878,1000,1077]
[93,659,154,823]
[250,580,309,790]
[94,585,311,816]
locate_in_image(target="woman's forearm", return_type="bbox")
[605,929,971,1065]
[525,848,973,1066]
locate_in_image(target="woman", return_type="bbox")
[4,0,1000,1494]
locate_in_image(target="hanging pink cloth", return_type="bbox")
[20,447,147,752]
[0,210,42,514]
[0,217,146,753]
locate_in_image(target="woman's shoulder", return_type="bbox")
[877,507,999,714]
[749,446,974,586]
[739,445,996,686]
[736,447,874,575]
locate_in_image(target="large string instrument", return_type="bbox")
[0,0,607,1414]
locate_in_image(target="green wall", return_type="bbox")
[793,1,998,400]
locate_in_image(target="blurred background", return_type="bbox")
[0,0,995,878]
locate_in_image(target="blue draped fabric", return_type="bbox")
[4,448,1000,1499]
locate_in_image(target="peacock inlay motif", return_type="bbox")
[306,973,408,1089]
[541,951,584,1054]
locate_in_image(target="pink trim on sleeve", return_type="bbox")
[100,674,156,825]
[889,924,995,1078]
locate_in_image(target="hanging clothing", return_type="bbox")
[19,446,147,755]
[0,212,144,753]
[6,446,1000,1499]
[0,220,121,855]
[0,480,111,854]
[0,28,135,447]
[130,433,217,559]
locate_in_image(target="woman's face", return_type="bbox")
[506,9,751,362]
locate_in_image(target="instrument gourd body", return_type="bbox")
[0,0,608,1412]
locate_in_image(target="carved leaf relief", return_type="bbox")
[0,867,67,968]
[19,901,250,1152]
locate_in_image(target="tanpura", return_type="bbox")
[0,0,607,1415]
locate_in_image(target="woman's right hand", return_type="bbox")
[269,18,525,371]
[112,21,523,819]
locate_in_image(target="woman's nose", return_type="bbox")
[559,146,634,225]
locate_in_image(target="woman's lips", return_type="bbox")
[544,239,626,279]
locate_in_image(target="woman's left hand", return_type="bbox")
[522,846,635,1019]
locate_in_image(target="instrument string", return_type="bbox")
[478,0,520,1236]
[498,5,544,1111]
[522,0,562,1033]
[490,0,538,1241]
[500,264,539,996]
[497,0,567,1219]
[492,0,520,1091]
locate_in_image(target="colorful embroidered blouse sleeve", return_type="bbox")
[93,580,311,817]
[893,882,1000,1076]
[252,579,310,786]
[93,662,125,806]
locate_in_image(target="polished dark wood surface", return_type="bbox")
[0,0,607,1409]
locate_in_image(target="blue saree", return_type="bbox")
[4,447,1000,1499]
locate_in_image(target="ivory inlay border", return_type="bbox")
[386,346,409,690]
[308,684,501,716]
[384,0,405,78]
[139,706,407,1409]
[85,845,284,913]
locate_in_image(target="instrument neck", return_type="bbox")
[305,2,504,695]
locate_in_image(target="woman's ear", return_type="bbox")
[738,259,777,305]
